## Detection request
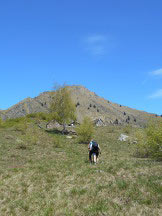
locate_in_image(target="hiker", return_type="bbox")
[88,139,101,163]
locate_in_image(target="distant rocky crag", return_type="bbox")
[0,85,157,127]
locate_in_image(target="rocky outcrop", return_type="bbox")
[46,120,61,130]
[94,118,105,126]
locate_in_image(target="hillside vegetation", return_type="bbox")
[0,86,159,127]
[0,117,162,216]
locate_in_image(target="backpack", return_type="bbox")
[92,141,99,152]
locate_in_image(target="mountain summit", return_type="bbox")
[0,85,156,126]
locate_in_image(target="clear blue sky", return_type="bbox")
[0,0,162,114]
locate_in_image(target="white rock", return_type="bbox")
[16,138,23,143]
[66,136,72,139]
[118,134,129,142]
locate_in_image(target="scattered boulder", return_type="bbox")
[46,120,61,129]
[94,118,104,126]
[66,129,77,135]
[118,134,137,144]
[16,138,23,144]
[118,134,129,142]
[66,136,73,139]
[67,121,74,127]
[17,144,27,150]
[5,135,14,140]
[132,140,137,144]
[67,121,79,127]
[114,119,119,124]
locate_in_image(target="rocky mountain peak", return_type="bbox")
[0,85,156,126]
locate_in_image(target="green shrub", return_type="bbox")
[76,117,94,143]
[1,117,30,129]
[26,113,38,118]
[27,112,51,121]
[135,120,162,160]
[135,129,148,158]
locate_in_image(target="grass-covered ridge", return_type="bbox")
[0,119,162,215]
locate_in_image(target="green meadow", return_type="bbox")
[0,119,162,216]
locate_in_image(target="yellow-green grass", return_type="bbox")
[0,124,162,216]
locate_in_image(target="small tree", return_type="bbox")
[135,120,162,161]
[76,117,94,143]
[50,86,76,133]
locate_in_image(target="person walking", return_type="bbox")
[88,139,101,163]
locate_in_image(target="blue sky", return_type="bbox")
[0,0,162,114]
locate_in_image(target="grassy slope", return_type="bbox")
[0,124,162,216]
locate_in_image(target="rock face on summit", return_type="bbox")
[0,85,155,126]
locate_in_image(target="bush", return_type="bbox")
[26,113,38,118]
[1,117,30,129]
[135,129,148,158]
[76,117,94,143]
[135,120,162,160]
[27,112,51,121]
